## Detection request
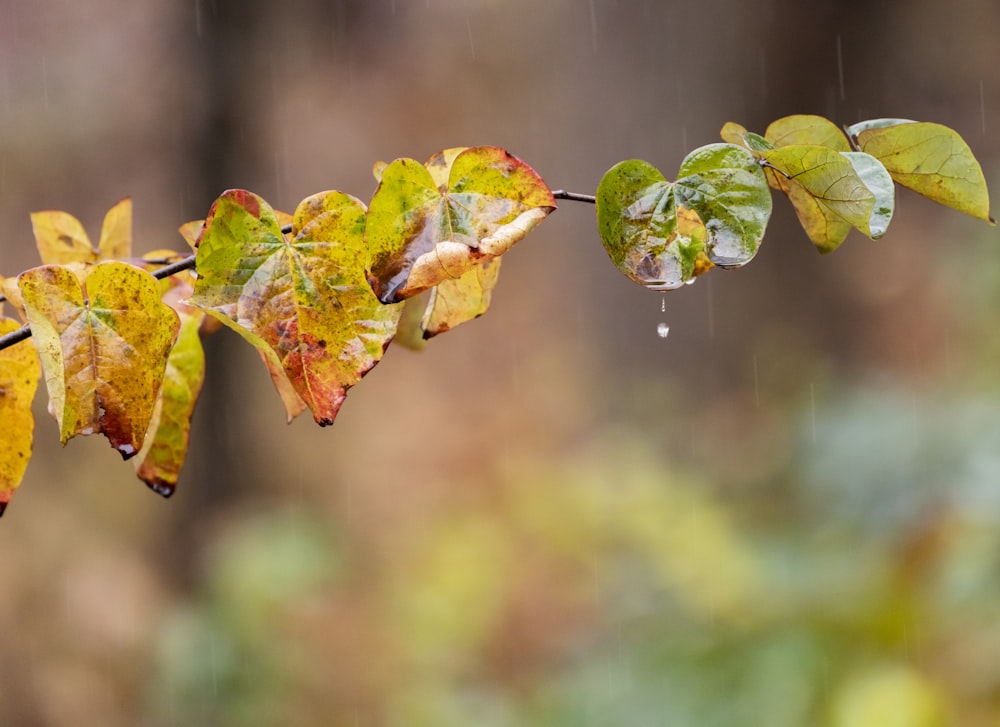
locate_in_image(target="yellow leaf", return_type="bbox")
[19,261,180,458]
[30,210,95,265]
[0,317,40,514]
[97,197,132,260]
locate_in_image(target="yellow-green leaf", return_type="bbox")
[0,317,40,514]
[190,189,401,426]
[765,114,852,151]
[134,271,206,497]
[18,261,180,457]
[1,276,26,322]
[366,146,555,303]
[847,120,994,223]
[761,145,894,252]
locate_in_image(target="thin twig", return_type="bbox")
[552,190,596,204]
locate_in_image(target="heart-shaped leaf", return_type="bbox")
[596,144,769,289]
[19,261,180,457]
[846,120,994,223]
[0,317,40,514]
[365,146,555,303]
[190,189,401,426]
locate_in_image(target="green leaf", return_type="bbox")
[765,115,852,151]
[0,317,40,514]
[365,146,555,303]
[19,262,180,457]
[190,189,401,426]
[761,145,894,252]
[596,159,713,290]
[674,143,772,267]
[847,120,994,223]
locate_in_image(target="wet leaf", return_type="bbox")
[761,145,894,252]
[385,147,508,340]
[0,317,40,514]
[596,145,769,289]
[30,198,132,265]
[764,114,852,152]
[846,120,994,223]
[190,189,401,426]
[18,261,180,457]
[134,271,206,497]
[674,143,772,267]
[365,146,555,303]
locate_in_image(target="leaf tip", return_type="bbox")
[143,478,176,498]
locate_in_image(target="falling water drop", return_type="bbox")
[656,322,670,338]
[660,296,666,313]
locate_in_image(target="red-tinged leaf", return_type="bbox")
[190,189,401,426]
[18,261,180,457]
[366,146,555,303]
[0,317,41,514]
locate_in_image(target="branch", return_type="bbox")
[0,198,599,354]
[552,190,596,204]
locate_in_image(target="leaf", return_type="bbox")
[30,198,132,265]
[1,277,26,322]
[30,210,93,265]
[596,145,770,288]
[597,159,713,289]
[365,146,556,303]
[134,271,206,497]
[846,120,994,223]
[0,317,41,514]
[674,143,772,267]
[413,257,503,340]
[764,114,851,151]
[97,198,132,260]
[190,189,401,426]
[18,261,180,457]
[761,145,894,252]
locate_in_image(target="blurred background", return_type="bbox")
[2,0,1000,724]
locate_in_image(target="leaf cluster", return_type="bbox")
[0,118,992,515]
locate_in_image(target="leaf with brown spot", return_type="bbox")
[30,198,132,265]
[0,317,41,514]
[365,146,555,303]
[190,189,401,426]
[18,261,179,457]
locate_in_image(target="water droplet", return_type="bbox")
[660,296,666,313]
[656,322,670,338]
